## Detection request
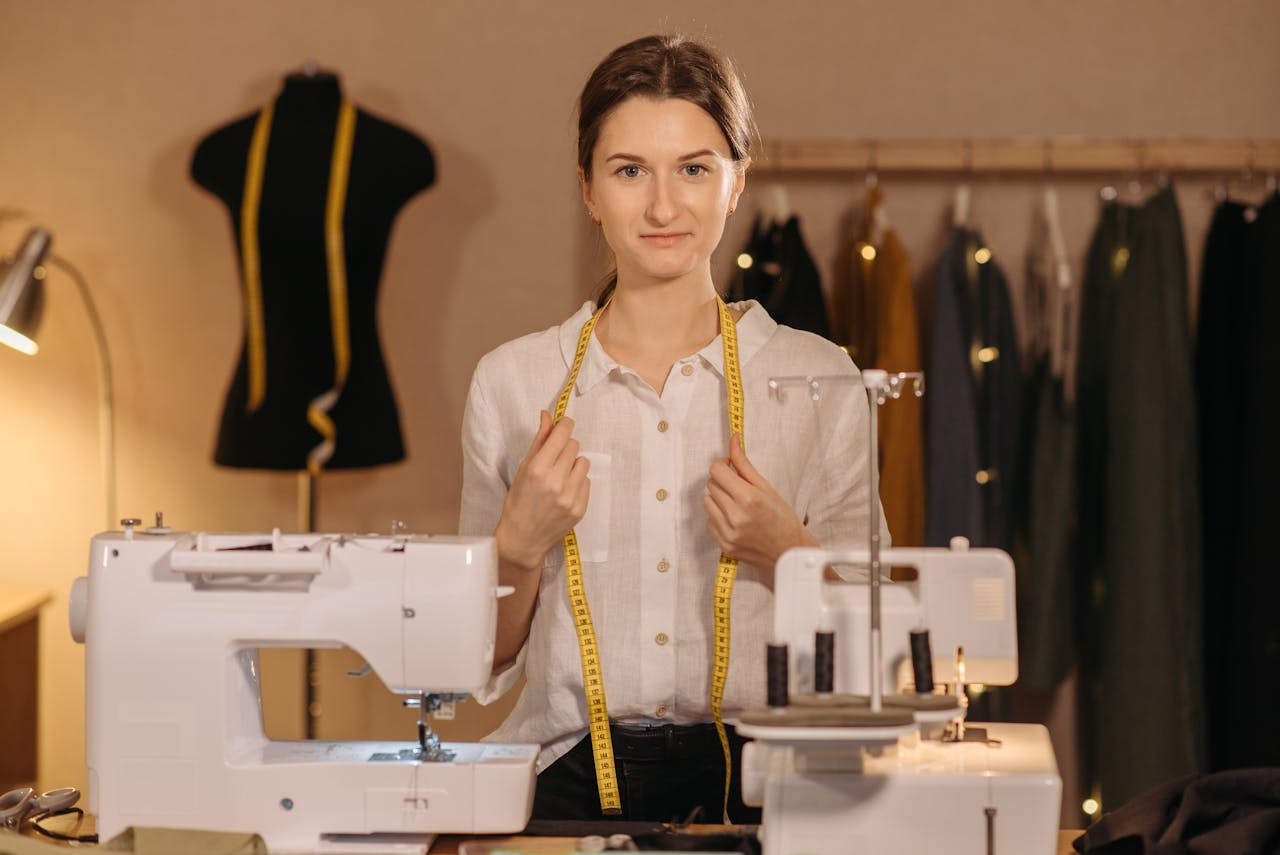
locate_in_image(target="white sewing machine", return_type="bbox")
[737,541,1062,855]
[68,523,537,853]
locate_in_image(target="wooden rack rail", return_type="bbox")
[755,138,1280,175]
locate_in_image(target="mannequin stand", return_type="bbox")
[299,470,318,740]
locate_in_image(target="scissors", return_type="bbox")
[0,786,80,829]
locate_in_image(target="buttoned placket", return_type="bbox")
[637,356,701,719]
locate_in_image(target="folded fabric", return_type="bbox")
[1074,768,1280,854]
[0,825,265,855]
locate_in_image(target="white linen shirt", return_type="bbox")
[459,299,881,772]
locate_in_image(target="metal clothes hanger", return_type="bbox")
[1214,143,1277,219]
[1041,144,1077,402]
[766,181,792,227]
[1099,141,1165,205]
[953,140,973,228]
[865,142,890,247]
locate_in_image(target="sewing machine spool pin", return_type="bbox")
[909,629,934,693]
[814,630,835,693]
[766,643,789,707]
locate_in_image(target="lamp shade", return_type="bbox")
[0,228,52,355]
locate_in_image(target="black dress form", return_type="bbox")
[191,71,434,470]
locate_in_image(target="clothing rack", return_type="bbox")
[755,138,1280,176]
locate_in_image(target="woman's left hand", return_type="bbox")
[704,434,817,572]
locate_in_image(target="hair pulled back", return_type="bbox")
[577,35,756,304]
[578,34,755,178]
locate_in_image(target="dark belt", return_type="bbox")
[608,722,736,761]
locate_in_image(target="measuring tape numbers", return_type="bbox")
[553,296,744,817]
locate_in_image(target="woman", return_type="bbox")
[460,34,880,823]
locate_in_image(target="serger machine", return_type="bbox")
[68,522,537,853]
[738,371,1061,855]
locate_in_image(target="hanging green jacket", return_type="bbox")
[1077,184,1205,810]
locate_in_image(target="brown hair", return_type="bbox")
[577,34,756,305]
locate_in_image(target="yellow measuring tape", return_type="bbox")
[240,97,357,475]
[554,296,743,817]
[239,102,273,414]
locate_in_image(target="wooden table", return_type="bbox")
[0,587,51,789]
[19,817,1081,853]
[428,829,1081,853]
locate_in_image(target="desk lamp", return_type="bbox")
[0,227,116,528]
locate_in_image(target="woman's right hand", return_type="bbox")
[494,410,591,571]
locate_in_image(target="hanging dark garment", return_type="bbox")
[1196,191,1280,772]
[924,227,1022,550]
[731,215,831,338]
[1012,363,1077,691]
[1010,206,1079,691]
[1077,184,1205,810]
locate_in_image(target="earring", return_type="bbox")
[727,207,736,217]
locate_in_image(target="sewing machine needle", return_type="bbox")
[417,692,428,755]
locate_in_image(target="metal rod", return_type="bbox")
[298,470,317,740]
[48,254,115,530]
[867,380,883,712]
[769,370,923,711]
[756,137,1280,175]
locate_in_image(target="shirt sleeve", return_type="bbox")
[459,362,509,538]
[802,360,892,551]
[458,362,530,703]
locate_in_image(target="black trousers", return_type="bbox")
[532,722,761,824]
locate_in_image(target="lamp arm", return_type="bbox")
[46,254,116,530]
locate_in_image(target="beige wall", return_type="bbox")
[1,0,1277,804]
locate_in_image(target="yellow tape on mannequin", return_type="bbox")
[240,102,273,413]
[240,98,357,476]
[305,98,357,475]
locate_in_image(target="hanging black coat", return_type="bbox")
[924,227,1022,550]
[731,215,831,339]
[1196,191,1280,771]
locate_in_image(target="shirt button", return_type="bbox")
[656,559,670,573]
[656,488,668,502]
[657,420,669,433]
[680,364,694,377]
[655,704,668,717]
[655,632,669,645]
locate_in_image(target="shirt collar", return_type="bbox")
[557,299,776,396]
[698,299,775,379]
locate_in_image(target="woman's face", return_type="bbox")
[582,97,746,287]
